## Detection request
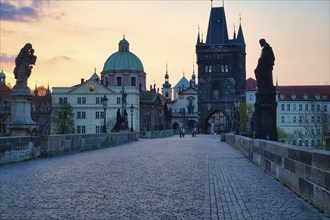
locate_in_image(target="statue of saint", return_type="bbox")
[13,43,37,89]
[254,39,275,90]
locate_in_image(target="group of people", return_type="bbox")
[179,127,197,138]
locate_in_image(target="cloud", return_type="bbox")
[0,0,51,22]
[49,56,73,62]
[0,1,38,21]
[0,53,16,63]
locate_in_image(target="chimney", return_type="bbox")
[81,78,85,84]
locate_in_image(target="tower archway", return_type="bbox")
[205,110,229,134]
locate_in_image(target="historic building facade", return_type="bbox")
[196,6,246,133]
[0,70,12,136]
[246,78,330,148]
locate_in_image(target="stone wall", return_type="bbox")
[40,132,139,157]
[225,133,330,215]
[139,129,174,139]
[0,136,40,164]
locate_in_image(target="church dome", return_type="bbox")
[103,37,144,73]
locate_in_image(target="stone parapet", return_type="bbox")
[225,133,330,215]
[40,132,139,157]
[139,129,174,139]
[0,136,40,164]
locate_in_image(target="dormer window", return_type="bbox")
[280,95,284,100]
[291,95,296,100]
[322,95,327,100]
[315,95,320,100]
[303,95,308,100]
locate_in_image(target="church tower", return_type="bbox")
[196,5,246,133]
[162,63,172,100]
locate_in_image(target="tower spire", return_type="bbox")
[197,25,201,44]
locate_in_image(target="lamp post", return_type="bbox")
[234,100,240,135]
[102,95,108,133]
[130,104,134,132]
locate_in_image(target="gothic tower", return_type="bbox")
[196,5,246,133]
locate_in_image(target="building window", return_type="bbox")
[82,126,86,134]
[281,104,285,111]
[249,95,253,101]
[324,105,328,112]
[224,65,229,72]
[117,97,121,104]
[77,126,81,134]
[311,128,315,135]
[96,97,100,104]
[101,111,104,119]
[299,116,303,123]
[305,104,308,111]
[305,116,309,123]
[311,104,315,111]
[304,140,309,147]
[116,77,122,86]
[82,97,86,104]
[299,104,302,111]
[311,140,315,146]
[311,116,315,123]
[317,128,321,134]
[221,65,224,72]
[77,97,81,104]
[209,65,212,73]
[287,104,290,111]
[59,98,63,104]
[96,112,100,119]
[317,116,321,123]
[131,77,136,86]
[77,112,81,119]
[96,126,100,133]
[82,112,86,119]
[59,97,67,104]
[205,65,208,73]
[298,140,302,146]
[293,116,297,123]
[316,104,321,111]
[281,116,285,123]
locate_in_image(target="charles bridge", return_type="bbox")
[1,133,329,219]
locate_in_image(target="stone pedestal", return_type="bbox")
[111,116,129,132]
[253,87,278,141]
[8,88,37,136]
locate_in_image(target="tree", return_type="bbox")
[51,102,75,134]
[239,102,254,133]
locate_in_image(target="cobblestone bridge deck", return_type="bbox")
[0,135,328,219]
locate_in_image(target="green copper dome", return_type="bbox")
[103,37,144,72]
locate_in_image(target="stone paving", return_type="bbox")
[0,135,328,219]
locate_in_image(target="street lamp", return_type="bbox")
[234,100,240,135]
[130,104,134,132]
[102,95,108,133]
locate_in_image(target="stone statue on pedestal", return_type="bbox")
[13,43,37,94]
[253,39,278,141]
[8,43,37,136]
[254,39,275,91]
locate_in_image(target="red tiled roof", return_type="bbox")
[246,78,257,91]
[277,85,330,101]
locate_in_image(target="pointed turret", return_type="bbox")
[46,84,51,96]
[197,25,201,44]
[34,84,38,96]
[191,64,197,88]
[206,7,229,45]
[233,23,236,40]
[236,14,245,53]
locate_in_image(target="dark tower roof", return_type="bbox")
[206,7,229,45]
[236,24,245,45]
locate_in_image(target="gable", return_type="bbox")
[68,80,114,94]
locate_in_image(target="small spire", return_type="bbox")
[166,61,168,74]
[197,25,200,44]
[239,14,242,25]
[94,67,96,73]
[123,33,125,39]
[233,23,236,40]
[201,32,204,43]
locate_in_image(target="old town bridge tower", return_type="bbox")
[196,5,246,133]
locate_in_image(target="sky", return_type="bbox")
[0,0,329,91]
